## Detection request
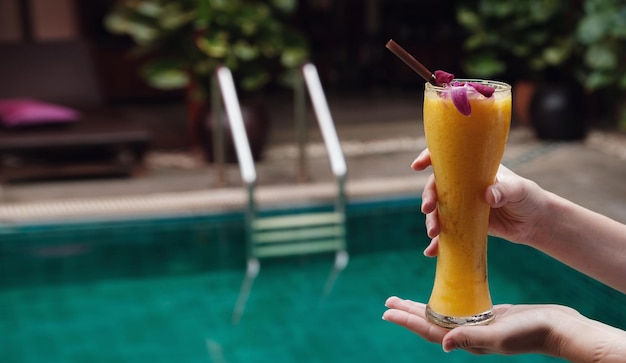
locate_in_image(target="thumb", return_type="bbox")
[442,327,492,353]
[486,175,528,208]
[486,166,531,209]
[486,183,509,208]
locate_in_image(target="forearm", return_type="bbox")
[530,191,626,293]
[552,313,626,363]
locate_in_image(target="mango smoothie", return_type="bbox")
[423,79,511,328]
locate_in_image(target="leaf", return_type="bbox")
[577,13,609,44]
[280,48,307,68]
[464,33,488,50]
[457,8,481,30]
[241,72,270,91]
[584,70,612,90]
[144,69,190,90]
[542,44,571,66]
[128,23,159,45]
[271,0,296,13]
[136,2,162,18]
[196,33,229,58]
[585,44,618,70]
[233,41,259,61]
[463,53,506,78]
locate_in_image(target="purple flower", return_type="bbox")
[434,70,454,85]
[432,70,497,116]
[447,83,496,116]
[450,85,471,116]
[468,83,495,98]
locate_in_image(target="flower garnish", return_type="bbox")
[434,70,454,85]
[433,71,496,116]
[468,82,495,98]
[450,85,471,116]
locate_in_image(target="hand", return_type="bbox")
[411,149,549,256]
[382,296,575,356]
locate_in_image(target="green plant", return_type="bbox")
[104,0,309,98]
[456,0,583,82]
[457,0,626,89]
[575,0,626,92]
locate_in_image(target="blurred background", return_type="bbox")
[1,1,626,363]
[2,0,625,153]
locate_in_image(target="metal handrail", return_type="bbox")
[301,63,347,180]
[214,67,257,186]
[300,63,347,214]
[211,63,347,212]
[219,63,348,324]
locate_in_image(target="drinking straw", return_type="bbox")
[385,39,436,85]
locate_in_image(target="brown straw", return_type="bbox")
[386,39,436,84]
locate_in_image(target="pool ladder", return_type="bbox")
[210,63,349,324]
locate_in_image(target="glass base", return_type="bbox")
[425,305,495,329]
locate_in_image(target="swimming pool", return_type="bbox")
[1,196,624,362]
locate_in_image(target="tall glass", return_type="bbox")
[423,79,512,328]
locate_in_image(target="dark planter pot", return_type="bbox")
[199,102,271,164]
[529,83,587,140]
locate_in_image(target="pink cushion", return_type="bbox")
[0,98,80,127]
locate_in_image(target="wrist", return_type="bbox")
[548,309,626,363]
[521,183,559,250]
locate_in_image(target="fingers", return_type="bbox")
[420,173,440,256]
[411,149,431,171]
[421,174,437,214]
[384,296,424,313]
[423,235,439,257]
[383,297,448,344]
[425,207,440,238]
[441,304,516,354]
[421,173,440,256]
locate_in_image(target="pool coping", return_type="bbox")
[0,174,429,224]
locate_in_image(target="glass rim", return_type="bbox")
[425,79,511,92]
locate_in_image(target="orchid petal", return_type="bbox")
[468,83,495,98]
[434,70,454,85]
[450,86,471,116]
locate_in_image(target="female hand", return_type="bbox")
[382,296,574,357]
[412,149,549,256]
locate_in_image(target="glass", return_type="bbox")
[423,79,512,328]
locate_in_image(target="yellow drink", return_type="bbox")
[423,80,511,328]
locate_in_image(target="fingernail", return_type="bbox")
[491,187,501,205]
[442,341,456,353]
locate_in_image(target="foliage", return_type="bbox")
[105,0,309,97]
[456,0,626,127]
[456,0,582,82]
[456,0,626,94]
[575,0,626,91]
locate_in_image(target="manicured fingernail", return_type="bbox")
[442,341,456,353]
[491,187,501,205]
[381,310,391,321]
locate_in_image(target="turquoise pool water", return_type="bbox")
[1,196,625,362]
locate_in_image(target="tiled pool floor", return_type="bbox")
[3,242,624,363]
